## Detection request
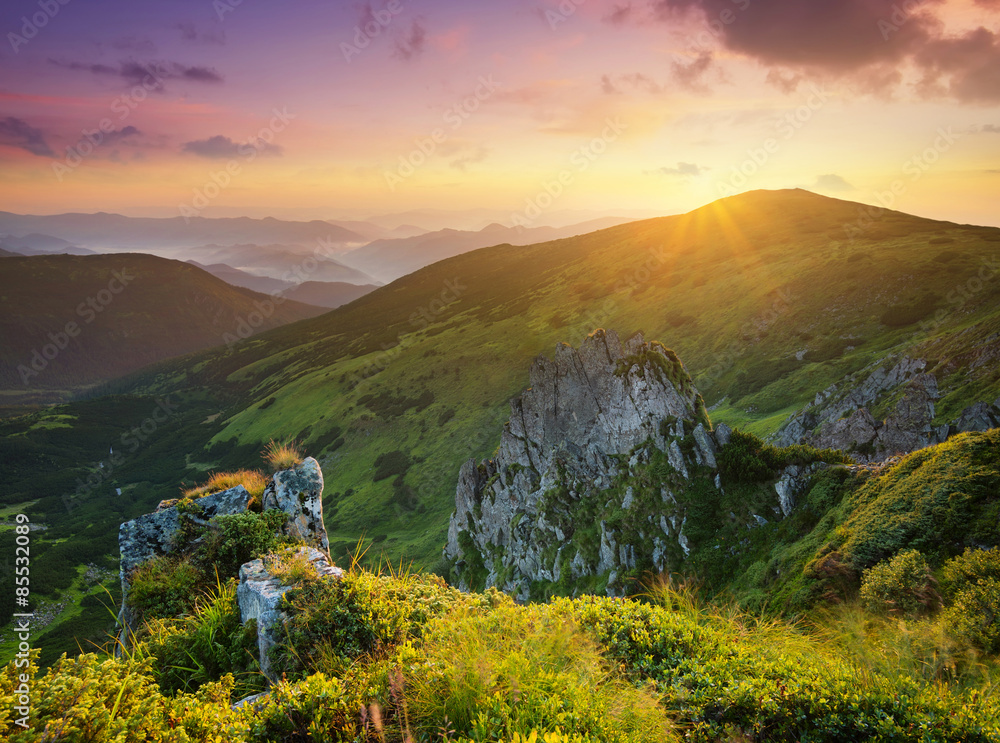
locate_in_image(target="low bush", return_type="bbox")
[126,556,203,624]
[859,549,939,617]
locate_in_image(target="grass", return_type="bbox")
[182,469,268,500]
[262,439,303,472]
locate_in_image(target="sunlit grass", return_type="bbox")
[182,469,268,500]
[262,439,303,472]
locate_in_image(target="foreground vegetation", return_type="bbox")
[4,564,1000,742]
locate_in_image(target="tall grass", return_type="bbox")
[183,469,268,500]
[403,604,676,742]
[262,439,303,472]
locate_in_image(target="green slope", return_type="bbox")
[5,189,1000,575]
[0,253,327,410]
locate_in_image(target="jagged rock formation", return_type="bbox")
[773,357,1000,462]
[237,546,343,682]
[116,457,330,639]
[444,329,810,599]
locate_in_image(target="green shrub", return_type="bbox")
[139,578,264,699]
[941,547,1000,600]
[0,652,244,742]
[127,556,203,623]
[372,450,412,481]
[246,672,369,743]
[717,428,849,484]
[859,549,939,617]
[195,509,287,577]
[943,579,1000,654]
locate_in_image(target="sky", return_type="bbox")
[0,0,998,226]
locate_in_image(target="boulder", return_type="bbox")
[237,546,343,682]
[262,457,329,552]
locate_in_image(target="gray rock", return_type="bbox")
[262,457,329,552]
[237,546,343,683]
[952,402,1000,433]
[693,423,717,469]
[714,422,732,447]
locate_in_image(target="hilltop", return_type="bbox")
[0,253,327,409]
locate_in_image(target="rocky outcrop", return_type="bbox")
[262,457,329,552]
[237,546,343,682]
[444,329,810,598]
[117,485,251,635]
[773,357,1000,462]
[116,457,330,640]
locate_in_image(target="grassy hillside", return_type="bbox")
[62,187,998,569]
[2,188,1000,592]
[0,253,327,410]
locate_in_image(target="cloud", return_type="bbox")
[394,21,427,61]
[447,144,490,171]
[653,0,938,72]
[181,135,283,159]
[50,58,223,89]
[0,116,54,157]
[914,27,1000,103]
[646,0,1000,103]
[979,124,1000,132]
[670,51,715,91]
[812,173,856,191]
[104,125,141,145]
[601,72,663,95]
[603,3,633,25]
[646,161,709,176]
[174,22,225,45]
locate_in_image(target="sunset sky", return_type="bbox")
[0,0,998,226]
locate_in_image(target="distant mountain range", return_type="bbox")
[0,211,365,252]
[188,261,378,308]
[0,253,328,407]
[339,217,637,282]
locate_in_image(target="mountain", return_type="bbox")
[0,253,328,408]
[0,211,365,252]
[188,243,378,285]
[339,217,636,282]
[3,189,1000,574]
[0,233,95,256]
[325,219,428,242]
[189,261,378,309]
[283,280,377,309]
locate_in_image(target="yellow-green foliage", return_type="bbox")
[183,469,268,500]
[262,439,303,472]
[402,604,674,742]
[0,652,245,742]
[859,549,939,617]
[127,556,202,625]
[838,430,1000,572]
[139,578,263,700]
[5,568,1000,742]
[941,547,1000,653]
